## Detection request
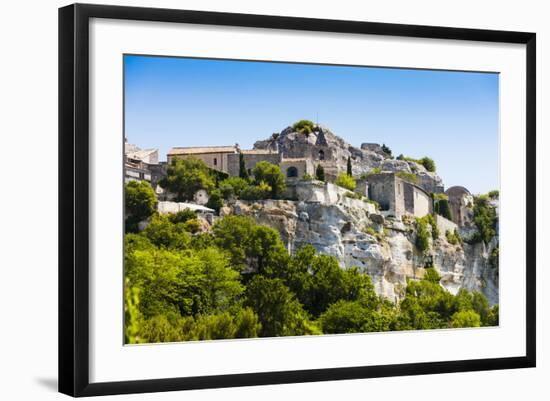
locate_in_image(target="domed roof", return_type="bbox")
[445,186,471,198]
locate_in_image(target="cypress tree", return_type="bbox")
[315,164,325,181]
[347,156,352,176]
[239,152,249,180]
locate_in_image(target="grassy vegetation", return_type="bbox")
[396,171,418,184]
[397,155,437,172]
[445,229,462,245]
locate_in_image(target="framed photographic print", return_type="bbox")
[58,3,536,397]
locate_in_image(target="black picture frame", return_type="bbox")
[59,3,536,397]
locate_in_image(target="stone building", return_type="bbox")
[445,186,474,227]
[226,149,281,177]
[365,172,432,218]
[167,145,236,173]
[280,158,315,181]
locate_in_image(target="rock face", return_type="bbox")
[253,125,445,192]
[221,195,499,305]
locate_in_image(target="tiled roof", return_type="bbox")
[168,146,236,155]
[241,149,277,155]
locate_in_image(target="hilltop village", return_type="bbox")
[125,120,499,305]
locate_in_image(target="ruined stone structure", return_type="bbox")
[366,172,432,218]
[445,186,474,227]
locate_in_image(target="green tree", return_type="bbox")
[451,310,481,328]
[245,276,310,337]
[320,299,393,334]
[160,157,215,201]
[124,279,145,344]
[238,152,249,179]
[126,246,243,319]
[142,215,191,250]
[212,215,289,274]
[315,164,325,181]
[219,176,249,199]
[185,309,262,341]
[346,156,352,176]
[335,173,356,191]
[125,180,157,233]
[240,181,272,201]
[246,225,290,275]
[252,161,286,198]
[213,215,256,268]
[141,314,183,343]
[206,189,223,213]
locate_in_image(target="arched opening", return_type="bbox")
[318,150,325,160]
[287,166,298,178]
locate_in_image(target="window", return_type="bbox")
[213,157,217,166]
[318,150,325,160]
[287,166,298,178]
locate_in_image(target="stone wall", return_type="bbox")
[226,152,281,177]
[168,152,232,173]
[280,158,314,181]
[436,214,458,238]
[367,173,398,214]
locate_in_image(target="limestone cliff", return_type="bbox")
[220,183,498,305]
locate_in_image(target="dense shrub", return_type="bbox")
[396,155,436,172]
[219,176,249,199]
[446,229,462,245]
[252,161,286,198]
[472,195,498,244]
[335,173,356,191]
[419,157,436,172]
[206,189,223,213]
[292,119,315,135]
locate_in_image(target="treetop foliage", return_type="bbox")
[160,157,215,202]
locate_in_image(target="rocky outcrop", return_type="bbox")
[220,194,498,305]
[253,125,445,192]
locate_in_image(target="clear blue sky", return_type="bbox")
[124,55,499,194]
